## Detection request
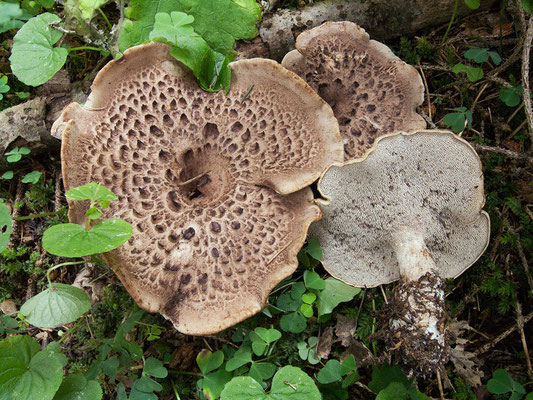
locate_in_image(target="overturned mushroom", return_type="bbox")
[282,21,426,161]
[53,42,344,335]
[310,130,490,374]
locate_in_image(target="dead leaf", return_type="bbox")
[335,314,357,347]
[0,299,17,316]
[492,22,514,37]
[317,327,334,359]
[448,320,484,387]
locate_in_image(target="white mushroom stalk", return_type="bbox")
[310,130,490,375]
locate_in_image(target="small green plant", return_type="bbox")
[0,75,10,100]
[369,364,430,400]
[19,182,132,328]
[0,1,31,33]
[4,146,30,163]
[453,48,501,83]
[443,107,473,133]
[487,369,531,400]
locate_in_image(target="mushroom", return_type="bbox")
[53,42,344,335]
[309,130,490,374]
[282,21,426,161]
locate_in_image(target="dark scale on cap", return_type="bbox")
[183,227,195,239]
[210,221,221,233]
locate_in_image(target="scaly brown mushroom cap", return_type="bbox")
[55,42,343,335]
[282,21,426,161]
[310,130,490,287]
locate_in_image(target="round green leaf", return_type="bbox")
[144,357,167,378]
[304,270,326,290]
[203,370,232,400]
[0,335,64,400]
[1,171,14,180]
[21,171,42,184]
[317,278,360,316]
[271,366,321,400]
[317,360,342,384]
[300,303,313,318]
[306,237,322,260]
[52,374,103,400]
[279,312,307,333]
[500,86,521,107]
[42,219,132,257]
[9,13,68,86]
[225,347,252,371]
[302,292,316,304]
[220,376,265,400]
[20,283,91,328]
[0,201,13,252]
[65,182,118,202]
[254,327,281,343]
[197,350,224,375]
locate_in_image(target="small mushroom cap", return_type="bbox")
[282,21,426,161]
[310,130,490,287]
[57,42,343,335]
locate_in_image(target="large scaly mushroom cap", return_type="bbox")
[282,21,426,161]
[54,42,343,335]
[310,130,490,287]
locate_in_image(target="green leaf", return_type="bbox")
[203,370,232,400]
[342,371,360,389]
[129,376,161,400]
[306,237,322,260]
[300,303,313,318]
[500,86,522,107]
[102,357,119,378]
[304,270,326,290]
[37,0,55,8]
[221,366,320,400]
[0,335,64,400]
[197,349,224,375]
[487,369,526,395]
[466,66,483,82]
[78,0,109,20]
[464,48,488,63]
[443,112,467,133]
[251,338,267,356]
[21,171,42,184]
[42,219,132,257]
[9,13,68,86]
[220,376,265,400]
[317,278,360,316]
[488,51,502,65]
[225,346,252,371]
[20,283,91,328]
[277,292,301,312]
[85,207,103,220]
[317,360,342,384]
[341,355,356,375]
[144,357,168,378]
[1,171,13,180]
[280,312,307,333]
[0,201,12,252]
[464,0,480,9]
[65,182,118,202]
[0,76,9,96]
[5,146,30,162]
[254,327,281,343]
[174,0,260,55]
[52,374,103,400]
[452,63,468,74]
[248,363,276,383]
[0,2,30,34]
[376,382,409,400]
[368,364,412,394]
[523,0,533,13]
[302,292,316,304]
[297,249,310,267]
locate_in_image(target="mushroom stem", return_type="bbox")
[389,228,448,375]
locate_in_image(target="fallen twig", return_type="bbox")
[521,14,533,136]
[472,143,533,163]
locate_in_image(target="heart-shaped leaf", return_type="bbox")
[42,219,132,257]
[254,327,281,343]
[280,312,307,333]
[0,335,64,400]
[317,278,360,316]
[66,182,118,202]
[317,360,342,384]
[202,370,232,400]
[225,346,252,371]
[248,362,276,383]
[197,350,224,375]
[144,357,168,378]
[52,374,103,400]
[9,13,68,86]
[20,283,91,328]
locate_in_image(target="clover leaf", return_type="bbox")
[0,2,31,34]
[317,278,360,316]
[5,146,30,163]
[21,171,42,184]
[0,201,12,252]
[0,75,9,100]
[52,374,103,400]
[10,13,68,86]
[487,369,526,400]
[443,107,473,133]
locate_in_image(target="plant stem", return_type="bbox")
[97,7,113,30]
[13,208,65,221]
[371,299,377,357]
[440,0,459,48]
[46,260,86,287]
[58,317,85,344]
[169,370,203,377]
[67,46,104,52]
